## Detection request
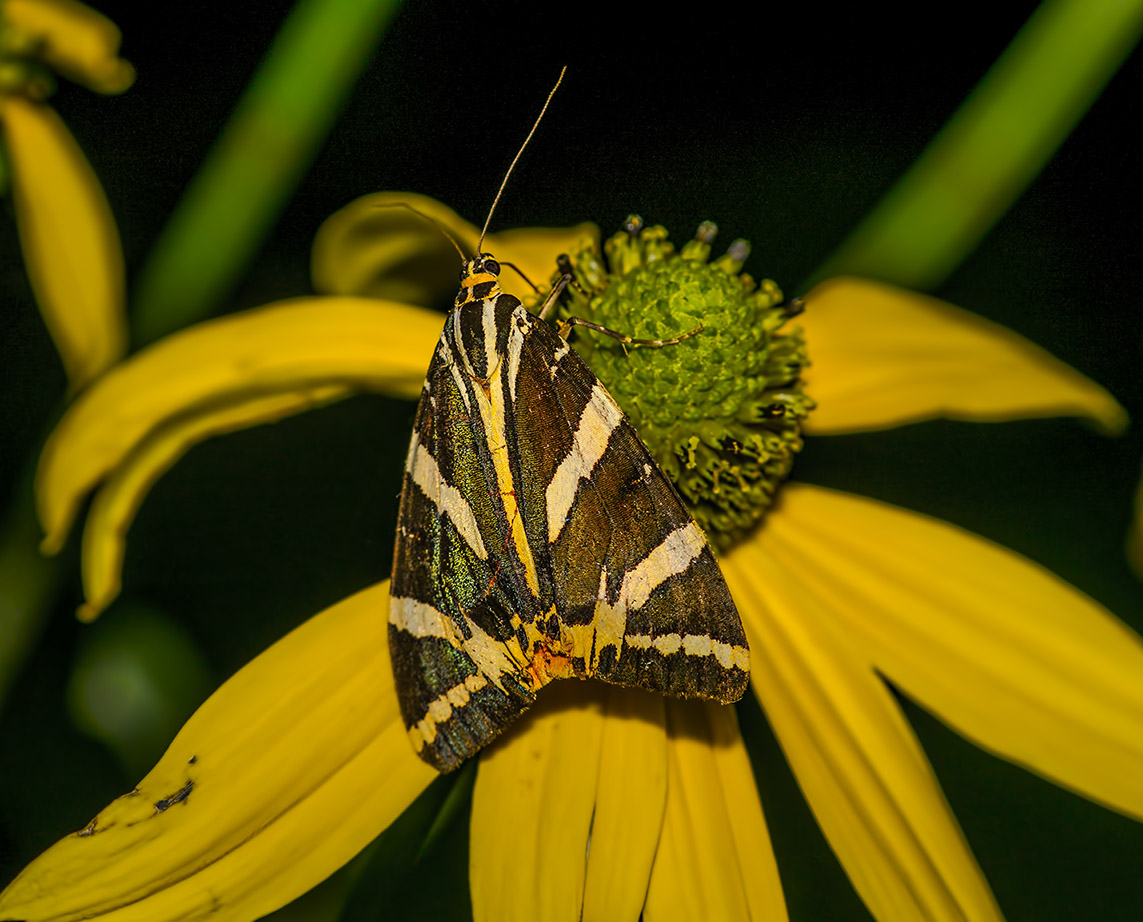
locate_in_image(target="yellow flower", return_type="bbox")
[2,193,1139,922]
[1,0,132,389]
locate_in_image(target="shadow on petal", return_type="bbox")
[582,686,667,922]
[470,680,606,922]
[468,681,676,922]
[644,700,787,922]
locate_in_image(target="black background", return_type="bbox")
[2,1,1141,919]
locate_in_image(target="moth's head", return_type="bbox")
[455,253,502,306]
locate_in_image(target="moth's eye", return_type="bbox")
[460,263,471,281]
[481,258,501,277]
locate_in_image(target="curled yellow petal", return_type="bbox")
[3,0,135,93]
[800,277,1127,435]
[36,296,441,553]
[312,192,478,303]
[0,582,438,922]
[0,95,125,388]
[643,701,787,922]
[470,681,605,922]
[581,687,667,922]
[758,482,1143,821]
[724,543,1003,922]
[311,190,596,303]
[78,385,349,621]
[482,223,601,294]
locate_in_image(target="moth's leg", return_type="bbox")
[544,253,701,346]
[556,316,703,348]
[503,260,579,332]
[536,271,573,322]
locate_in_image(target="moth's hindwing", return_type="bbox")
[390,288,748,772]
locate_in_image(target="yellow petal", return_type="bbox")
[0,95,125,388]
[482,223,601,294]
[757,482,1143,821]
[312,192,480,302]
[36,296,440,552]
[703,704,788,919]
[3,0,135,93]
[643,701,787,922]
[0,582,438,922]
[311,190,597,304]
[470,681,606,922]
[78,385,349,621]
[800,277,1126,435]
[723,544,1004,922]
[581,686,667,922]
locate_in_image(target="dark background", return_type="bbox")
[2,1,1141,919]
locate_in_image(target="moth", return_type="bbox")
[388,70,748,772]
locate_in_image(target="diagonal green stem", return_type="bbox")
[807,0,1143,291]
[131,0,403,346]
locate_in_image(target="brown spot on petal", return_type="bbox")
[153,780,194,813]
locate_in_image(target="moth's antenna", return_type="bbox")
[374,202,468,261]
[477,66,566,254]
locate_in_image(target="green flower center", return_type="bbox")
[537,216,814,552]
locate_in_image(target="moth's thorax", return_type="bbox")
[448,253,512,382]
[454,275,499,306]
[448,290,522,384]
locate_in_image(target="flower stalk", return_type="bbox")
[812,0,1143,289]
[129,0,403,346]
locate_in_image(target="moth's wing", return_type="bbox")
[389,333,534,772]
[515,316,749,704]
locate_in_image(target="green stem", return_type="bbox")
[808,0,1143,290]
[131,0,403,346]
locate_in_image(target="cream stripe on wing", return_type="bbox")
[591,523,710,669]
[549,339,570,379]
[546,383,625,542]
[482,297,500,378]
[461,615,528,689]
[407,438,488,559]
[624,633,749,670]
[389,596,450,638]
[507,306,529,401]
[407,673,489,752]
[590,566,619,669]
[472,357,541,597]
[618,521,707,610]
